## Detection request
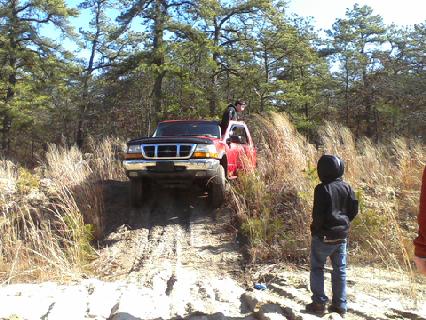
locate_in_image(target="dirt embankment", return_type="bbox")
[0,182,425,320]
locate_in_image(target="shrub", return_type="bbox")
[16,167,40,194]
[231,112,425,272]
[0,137,126,282]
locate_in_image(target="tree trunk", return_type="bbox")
[261,47,269,113]
[152,72,165,121]
[2,114,12,154]
[2,74,15,153]
[76,77,90,149]
[260,95,265,112]
[374,106,380,143]
[76,0,102,149]
[151,0,166,122]
[209,71,219,116]
[363,70,374,138]
[300,66,309,119]
[344,59,350,126]
[209,20,220,116]
[2,2,18,155]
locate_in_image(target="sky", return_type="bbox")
[287,0,426,31]
[42,0,426,59]
[62,0,426,33]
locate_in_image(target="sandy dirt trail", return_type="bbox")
[0,181,425,320]
[93,185,252,319]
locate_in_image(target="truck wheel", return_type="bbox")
[130,178,143,208]
[209,165,226,208]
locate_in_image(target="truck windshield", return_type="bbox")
[153,122,220,138]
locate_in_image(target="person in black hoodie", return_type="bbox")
[220,100,246,135]
[306,155,358,316]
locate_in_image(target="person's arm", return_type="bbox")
[414,167,426,275]
[347,187,359,222]
[310,185,329,235]
[228,106,238,121]
[220,107,231,132]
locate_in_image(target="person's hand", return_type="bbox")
[414,256,426,275]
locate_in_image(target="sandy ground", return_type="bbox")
[0,181,425,319]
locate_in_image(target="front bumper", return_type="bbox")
[123,158,221,179]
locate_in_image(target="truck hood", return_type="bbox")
[128,136,215,145]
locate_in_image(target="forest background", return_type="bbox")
[1,0,425,164]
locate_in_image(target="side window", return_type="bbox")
[243,127,251,145]
[231,126,248,144]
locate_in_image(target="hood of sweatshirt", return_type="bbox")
[317,154,345,183]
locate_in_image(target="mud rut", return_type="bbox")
[95,182,253,319]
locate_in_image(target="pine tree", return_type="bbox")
[0,0,76,155]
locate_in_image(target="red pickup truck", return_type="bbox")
[123,120,256,208]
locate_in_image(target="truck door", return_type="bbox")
[225,125,240,178]
[229,125,249,172]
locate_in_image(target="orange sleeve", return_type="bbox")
[414,166,426,257]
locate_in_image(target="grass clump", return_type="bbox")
[0,137,126,283]
[233,113,316,262]
[16,167,40,194]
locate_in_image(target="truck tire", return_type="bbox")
[209,165,226,208]
[130,178,143,208]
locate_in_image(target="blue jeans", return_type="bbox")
[310,235,347,311]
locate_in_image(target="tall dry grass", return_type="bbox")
[0,137,126,283]
[232,113,318,262]
[232,112,425,273]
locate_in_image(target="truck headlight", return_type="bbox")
[127,144,141,153]
[125,144,143,160]
[192,144,219,159]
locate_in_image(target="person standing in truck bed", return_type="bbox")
[220,100,246,135]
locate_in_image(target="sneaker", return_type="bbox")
[305,302,326,314]
[328,305,347,317]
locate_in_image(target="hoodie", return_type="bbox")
[311,155,359,240]
[414,167,426,257]
[220,104,238,134]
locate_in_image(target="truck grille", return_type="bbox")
[141,144,196,159]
